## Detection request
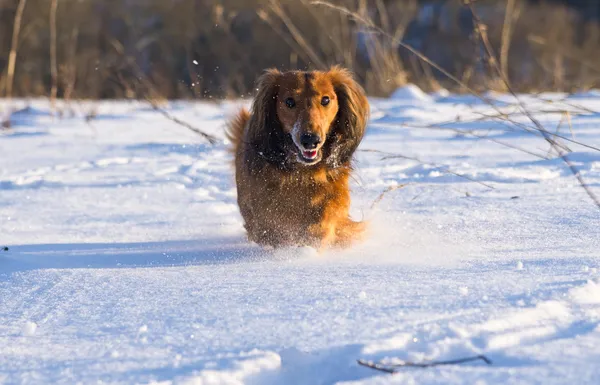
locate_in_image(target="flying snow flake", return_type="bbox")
[193,60,199,65]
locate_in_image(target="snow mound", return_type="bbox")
[569,280,600,305]
[390,84,433,103]
[178,350,281,385]
[430,88,450,98]
[21,321,37,336]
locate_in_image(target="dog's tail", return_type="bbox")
[226,108,250,155]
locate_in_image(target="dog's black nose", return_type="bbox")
[300,133,321,149]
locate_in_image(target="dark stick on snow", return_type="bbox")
[107,38,218,145]
[148,100,219,145]
[357,355,492,373]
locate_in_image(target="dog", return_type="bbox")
[227,66,369,249]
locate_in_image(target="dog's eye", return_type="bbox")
[321,96,330,106]
[285,97,296,108]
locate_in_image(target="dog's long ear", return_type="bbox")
[327,66,369,167]
[246,68,281,149]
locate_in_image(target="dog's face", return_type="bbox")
[275,72,339,165]
[248,66,369,169]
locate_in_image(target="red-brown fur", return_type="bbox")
[227,66,369,249]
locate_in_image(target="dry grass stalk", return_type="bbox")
[311,1,484,96]
[5,0,28,99]
[4,1,600,98]
[148,99,218,144]
[464,0,600,209]
[312,0,598,208]
[500,0,520,84]
[62,25,79,102]
[50,0,59,109]
[256,9,313,66]
[370,184,409,210]
[361,148,495,190]
[268,0,327,70]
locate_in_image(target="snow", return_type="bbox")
[516,261,524,271]
[1,88,599,384]
[21,321,38,337]
[389,85,433,103]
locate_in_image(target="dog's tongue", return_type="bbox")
[303,150,318,159]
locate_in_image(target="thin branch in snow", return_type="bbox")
[357,360,396,373]
[403,122,551,160]
[357,354,492,373]
[370,184,409,209]
[49,0,58,110]
[360,149,496,190]
[146,98,219,145]
[106,38,218,145]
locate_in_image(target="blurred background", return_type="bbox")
[0,0,599,100]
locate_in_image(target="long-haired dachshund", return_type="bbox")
[227,66,369,249]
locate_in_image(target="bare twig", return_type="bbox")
[357,360,396,374]
[357,355,492,372]
[361,149,495,190]
[394,122,550,159]
[464,114,597,153]
[370,184,409,209]
[107,38,218,144]
[548,113,568,158]
[147,99,218,145]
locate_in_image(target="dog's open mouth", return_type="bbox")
[302,150,318,160]
[298,149,321,164]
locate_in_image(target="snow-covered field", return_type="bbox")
[1,87,599,384]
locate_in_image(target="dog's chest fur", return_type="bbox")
[236,161,351,247]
